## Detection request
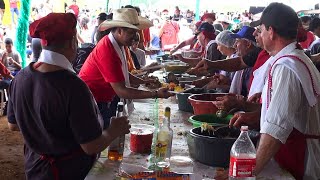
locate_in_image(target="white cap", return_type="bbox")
[241,126,249,131]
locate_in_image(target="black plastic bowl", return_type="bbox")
[187,127,259,167]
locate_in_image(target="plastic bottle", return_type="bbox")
[108,102,126,161]
[155,107,173,168]
[229,126,256,180]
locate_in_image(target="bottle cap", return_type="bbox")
[241,126,249,131]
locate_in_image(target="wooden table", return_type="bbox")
[85,97,294,180]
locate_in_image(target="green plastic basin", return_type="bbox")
[188,114,233,128]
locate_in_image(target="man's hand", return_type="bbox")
[2,52,7,61]
[215,94,244,112]
[8,57,13,64]
[247,93,262,103]
[108,116,131,139]
[214,168,229,180]
[192,77,212,88]
[156,87,174,98]
[186,59,209,75]
[229,111,260,129]
[144,49,158,55]
[169,47,177,55]
[173,53,183,60]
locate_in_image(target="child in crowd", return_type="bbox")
[130,33,146,68]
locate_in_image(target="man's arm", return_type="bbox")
[0,61,13,79]
[10,57,21,70]
[205,56,249,72]
[255,133,282,174]
[129,73,145,85]
[80,116,130,155]
[110,81,172,99]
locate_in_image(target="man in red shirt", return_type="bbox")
[79,8,173,129]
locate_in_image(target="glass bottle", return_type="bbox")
[108,102,126,161]
[155,107,173,168]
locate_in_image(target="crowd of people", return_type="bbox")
[1,1,320,180]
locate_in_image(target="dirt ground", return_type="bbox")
[0,116,25,180]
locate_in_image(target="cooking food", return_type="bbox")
[144,76,162,89]
[200,123,215,134]
[162,82,184,92]
[145,81,162,89]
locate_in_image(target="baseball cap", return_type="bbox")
[198,22,215,33]
[97,13,107,21]
[229,26,255,42]
[250,2,299,33]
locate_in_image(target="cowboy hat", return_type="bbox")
[98,8,153,31]
[216,14,231,24]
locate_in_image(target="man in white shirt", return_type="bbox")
[249,3,320,179]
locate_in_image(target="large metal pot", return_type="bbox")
[187,127,259,167]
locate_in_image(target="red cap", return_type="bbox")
[162,9,169,13]
[68,4,79,18]
[29,13,77,46]
[201,13,216,21]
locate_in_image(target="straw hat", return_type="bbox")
[98,8,153,31]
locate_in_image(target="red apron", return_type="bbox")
[274,129,320,180]
[40,149,90,180]
[267,54,320,180]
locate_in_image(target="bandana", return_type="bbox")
[29,13,77,46]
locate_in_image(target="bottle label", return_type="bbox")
[108,136,125,154]
[155,140,168,159]
[229,156,256,177]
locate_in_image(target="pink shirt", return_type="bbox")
[10,0,18,8]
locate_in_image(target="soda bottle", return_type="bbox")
[155,107,173,168]
[108,102,126,161]
[229,126,256,180]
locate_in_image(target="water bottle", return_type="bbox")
[108,102,126,161]
[229,126,256,180]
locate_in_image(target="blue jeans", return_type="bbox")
[97,96,120,129]
[0,79,10,89]
[10,7,19,24]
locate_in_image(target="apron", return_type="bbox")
[266,55,320,180]
[274,129,320,180]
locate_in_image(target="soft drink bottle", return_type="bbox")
[108,102,126,161]
[229,126,256,180]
